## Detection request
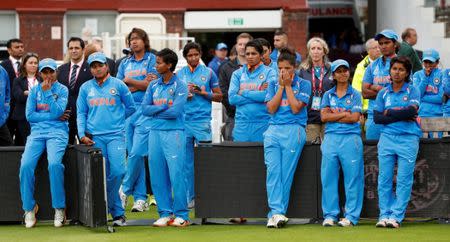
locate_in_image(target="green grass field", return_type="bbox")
[1,201,448,242]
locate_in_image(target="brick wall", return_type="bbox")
[282,10,308,58]
[161,12,184,34]
[19,11,64,60]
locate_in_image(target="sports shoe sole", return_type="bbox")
[169,221,190,227]
[25,205,39,228]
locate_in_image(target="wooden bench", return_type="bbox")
[420,117,450,138]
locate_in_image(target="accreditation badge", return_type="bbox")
[311,96,322,110]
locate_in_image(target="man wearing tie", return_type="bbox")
[1,38,24,145]
[57,37,93,144]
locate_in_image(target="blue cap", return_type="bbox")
[331,59,350,73]
[374,29,399,41]
[87,52,107,66]
[39,58,57,72]
[422,48,440,62]
[216,43,228,50]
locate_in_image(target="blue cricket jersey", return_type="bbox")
[413,68,444,117]
[116,52,158,104]
[207,56,228,76]
[141,75,188,130]
[0,66,10,127]
[77,76,136,138]
[374,82,422,137]
[270,49,302,65]
[265,75,311,126]
[177,64,219,122]
[320,86,363,135]
[363,56,395,115]
[26,81,68,133]
[443,69,450,116]
[228,63,276,123]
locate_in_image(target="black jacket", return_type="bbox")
[1,59,18,108]
[218,58,241,118]
[57,61,93,117]
[298,65,334,124]
[12,75,43,120]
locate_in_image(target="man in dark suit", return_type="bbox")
[57,37,93,144]
[1,38,24,145]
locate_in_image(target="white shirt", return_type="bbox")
[68,58,84,83]
[27,77,38,90]
[9,56,20,77]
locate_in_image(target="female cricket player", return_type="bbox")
[374,56,422,228]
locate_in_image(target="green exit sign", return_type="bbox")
[228,18,244,26]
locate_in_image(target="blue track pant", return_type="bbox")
[377,133,419,222]
[20,131,68,211]
[320,133,364,225]
[93,132,126,218]
[263,124,306,218]
[365,116,381,140]
[185,121,211,203]
[122,125,148,201]
[148,129,189,220]
[233,122,268,142]
[124,107,147,201]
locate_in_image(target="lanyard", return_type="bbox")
[311,66,324,96]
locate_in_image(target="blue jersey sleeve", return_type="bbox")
[118,81,136,118]
[242,69,276,102]
[320,92,331,109]
[264,79,276,102]
[374,89,386,112]
[351,91,363,113]
[141,82,168,116]
[412,71,428,97]
[362,62,374,85]
[146,54,159,76]
[228,70,251,106]
[409,86,421,107]
[156,80,188,119]
[297,79,311,105]
[209,69,219,89]
[1,67,10,115]
[444,69,450,95]
[76,84,89,138]
[26,85,68,123]
[116,59,126,80]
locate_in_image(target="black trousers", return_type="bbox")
[0,123,12,146]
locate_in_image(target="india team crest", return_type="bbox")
[109,88,117,95]
[88,88,95,97]
[201,76,206,82]
[168,88,174,96]
[259,74,265,80]
[403,95,408,101]
[346,98,351,104]
[52,94,58,100]
[433,78,440,84]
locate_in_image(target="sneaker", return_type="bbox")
[322,218,335,227]
[376,218,389,228]
[24,205,39,228]
[169,217,190,227]
[119,187,127,209]
[386,219,400,228]
[267,217,277,228]
[273,214,289,228]
[54,208,66,228]
[131,200,149,212]
[188,200,195,209]
[149,195,157,206]
[337,218,353,227]
[153,216,173,227]
[112,215,127,227]
[229,218,247,224]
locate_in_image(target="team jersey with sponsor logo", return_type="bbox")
[265,75,311,126]
[374,82,422,137]
[443,69,450,116]
[116,52,158,104]
[320,86,362,135]
[141,75,188,130]
[412,68,444,117]
[363,56,394,115]
[76,76,135,137]
[228,63,276,123]
[177,64,219,122]
[26,81,68,132]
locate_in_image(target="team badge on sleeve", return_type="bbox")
[168,88,174,96]
[433,78,440,84]
[110,88,117,95]
[402,95,408,101]
[346,98,351,104]
[259,74,265,80]
[201,76,206,82]
[52,94,59,100]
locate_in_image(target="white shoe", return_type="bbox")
[322,218,335,227]
[54,208,66,228]
[272,214,288,228]
[119,187,127,209]
[131,200,149,212]
[170,217,190,227]
[188,200,195,209]
[386,219,400,228]
[376,218,389,228]
[266,217,276,228]
[153,217,173,227]
[24,205,39,228]
[337,218,353,227]
[112,215,127,227]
